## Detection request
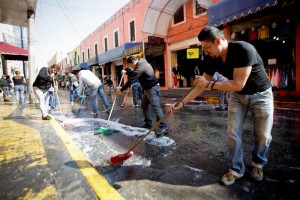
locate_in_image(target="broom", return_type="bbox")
[97,75,124,134]
[110,85,196,165]
[120,88,130,108]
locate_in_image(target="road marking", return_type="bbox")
[50,118,124,200]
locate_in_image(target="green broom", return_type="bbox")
[98,75,124,134]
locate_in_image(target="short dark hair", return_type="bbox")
[51,64,61,71]
[127,55,138,64]
[198,26,225,43]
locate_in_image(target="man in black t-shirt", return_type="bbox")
[171,26,273,186]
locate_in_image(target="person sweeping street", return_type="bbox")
[170,26,273,186]
[33,64,61,120]
[73,68,111,116]
[116,55,168,137]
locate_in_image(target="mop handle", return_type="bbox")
[126,85,197,154]
[105,75,124,126]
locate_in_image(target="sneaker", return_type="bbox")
[133,104,139,107]
[251,166,263,181]
[142,123,152,129]
[215,106,227,111]
[90,112,98,116]
[104,108,111,113]
[221,172,243,186]
[155,128,169,137]
[70,102,74,106]
[42,116,51,120]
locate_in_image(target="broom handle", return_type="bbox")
[105,75,124,126]
[121,88,130,106]
[126,85,196,154]
[53,77,64,121]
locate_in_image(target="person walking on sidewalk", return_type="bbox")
[67,72,79,106]
[73,68,110,115]
[0,74,12,102]
[33,64,61,120]
[116,55,168,137]
[12,70,27,108]
[171,26,273,185]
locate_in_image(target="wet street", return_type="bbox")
[47,89,300,200]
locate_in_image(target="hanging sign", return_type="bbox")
[187,48,199,59]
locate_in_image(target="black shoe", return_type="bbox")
[155,128,169,137]
[215,106,227,111]
[142,123,152,129]
[42,116,51,120]
[104,108,111,113]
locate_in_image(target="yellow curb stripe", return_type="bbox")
[49,118,124,200]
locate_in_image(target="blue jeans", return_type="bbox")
[49,91,57,109]
[91,84,110,113]
[132,82,143,105]
[227,87,273,176]
[141,84,167,129]
[70,87,79,102]
[14,85,25,106]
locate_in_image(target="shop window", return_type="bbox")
[173,5,184,24]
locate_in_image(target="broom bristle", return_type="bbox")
[98,127,113,134]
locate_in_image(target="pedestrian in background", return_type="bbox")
[104,75,116,96]
[116,55,168,137]
[171,26,273,186]
[0,74,12,102]
[74,68,111,115]
[67,72,79,106]
[33,64,61,120]
[48,77,58,113]
[172,63,179,88]
[12,70,26,108]
[123,67,144,107]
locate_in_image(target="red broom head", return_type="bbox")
[110,151,134,166]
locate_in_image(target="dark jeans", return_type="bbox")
[132,82,143,105]
[141,84,167,129]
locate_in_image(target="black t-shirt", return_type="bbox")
[204,41,271,94]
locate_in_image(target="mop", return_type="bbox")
[97,75,124,134]
[110,85,196,165]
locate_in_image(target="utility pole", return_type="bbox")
[20,26,26,78]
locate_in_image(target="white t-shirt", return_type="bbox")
[78,70,101,94]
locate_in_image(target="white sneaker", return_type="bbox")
[70,102,74,106]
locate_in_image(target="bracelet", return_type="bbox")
[211,81,216,90]
[181,101,185,106]
[206,80,212,88]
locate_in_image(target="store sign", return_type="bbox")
[187,48,199,59]
[123,43,143,57]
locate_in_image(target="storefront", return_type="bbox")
[208,0,299,97]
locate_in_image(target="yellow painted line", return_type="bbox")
[50,118,124,200]
[0,104,57,199]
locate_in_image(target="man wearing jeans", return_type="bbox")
[171,26,273,186]
[67,72,79,106]
[116,55,168,137]
[74,69,110,115]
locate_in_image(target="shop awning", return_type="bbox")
[208,0,278,27]
[0,41,28,61]
[87,56,98,66]
[97,42,141,65]
[73,62,88,70]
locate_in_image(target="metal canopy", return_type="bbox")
[0,0,37,27]
[0,41,28,60]
[142,0,213,37]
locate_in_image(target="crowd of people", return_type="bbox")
[1,25,274,187]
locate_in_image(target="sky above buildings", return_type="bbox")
[35,0,129,68]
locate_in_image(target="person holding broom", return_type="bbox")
[73,68,111,115]
[116,55,168,137]
[33,64,61,120]
[170,26,273,186]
